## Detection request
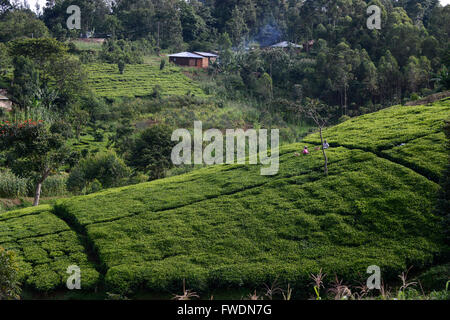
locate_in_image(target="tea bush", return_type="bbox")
[0,206,100,291]
[0,246,21,299]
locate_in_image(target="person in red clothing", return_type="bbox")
[302,146,309,155]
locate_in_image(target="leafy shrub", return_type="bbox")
[118,60,125,74]
[410,93,420,101]
[151,85,162,99]
[67,42,78,54]
[79,51,98,63]
[40,174,68,197]
[88,179,103,194]
[418,264,450,291]
[67,151,131,194]
[0,170,28,198]
[0,246,21,300]
[127,124,176,180]
[50,121,73,139]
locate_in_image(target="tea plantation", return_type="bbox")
[0,99,448,296]
[85,63,206,98]
[0,206,100,291]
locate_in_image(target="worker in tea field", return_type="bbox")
[302,146,310,155]
[323,140,330,150]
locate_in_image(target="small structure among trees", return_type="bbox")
[0,89,12,112]
[168,52,217,68]
[193,52,219,63]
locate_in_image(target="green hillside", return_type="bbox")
[1,99,449,296]
[85,63,206,98]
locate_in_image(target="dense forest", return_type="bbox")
[0,0,449,114]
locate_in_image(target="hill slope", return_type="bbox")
[86,63,206,98]
[1,99,449,296]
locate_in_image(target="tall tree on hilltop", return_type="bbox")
[226,6,249,46]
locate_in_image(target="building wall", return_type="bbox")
[169,57,209,68]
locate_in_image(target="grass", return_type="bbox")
[0,100,448,297]
[85,62,206,98]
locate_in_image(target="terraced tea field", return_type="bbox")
[0,206,100,291]
[1,99,448,296]
[85,63,206,98]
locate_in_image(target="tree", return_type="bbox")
[70,106,90,141]
[296,99,331,175]
[358,49,378,104]
[67,151,131,194]
[217,32,234,72]
[42,0,110,35]
[0,10,49,42]
[0,246,21,300]
[329,42,355,115]
[0,42,10,76]
[226,6,249,46]
[0,0,13,16]
[118,59,125,74]
[386,8,421,66]
[257,72,273,101]
[378,50,401,104]
[0,119,70,206]
[9,38,87,112]
[127,124,176,180]
[9,56,40,112]
[405,56,431,94]
[103,15,122,38]
[8,37,68,70]
[179,0,207,43]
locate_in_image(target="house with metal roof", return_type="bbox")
[193,52,219,63]
[269,41,302,49]
[168,52,210,68]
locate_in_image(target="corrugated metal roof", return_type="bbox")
[194,52,218,57]
[168,52,205,58]
[270,41,302,48]
[0,95,9,100]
